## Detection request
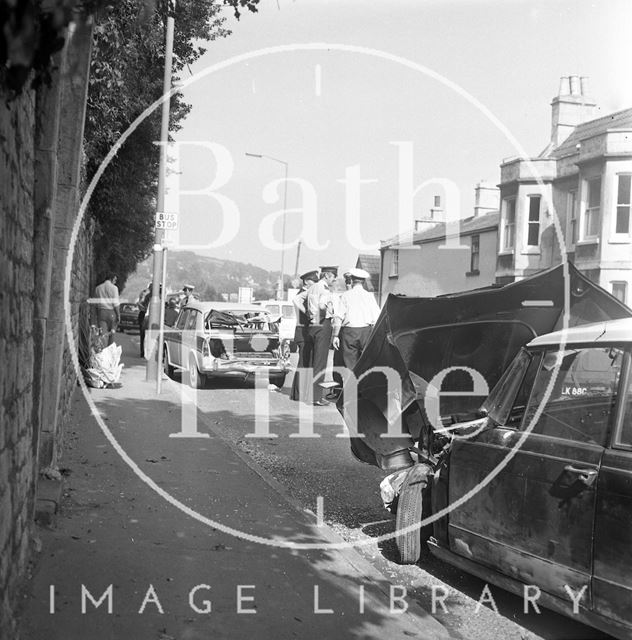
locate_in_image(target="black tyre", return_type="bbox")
[269,372,287,388]
[163,347,174,378]
[395,464,429,564]
[188,355,205,389]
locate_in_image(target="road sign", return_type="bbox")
[155,211,178,230]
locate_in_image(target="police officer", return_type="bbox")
[291,269,319,402]
[181,284,196,306]
[329,271,352,395]
[332,268,380,371]
[305,266,337,405]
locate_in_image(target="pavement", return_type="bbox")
[18,333,453,640]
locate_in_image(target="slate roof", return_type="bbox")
[547,107,632,158]
[355,253,381,292]
[382,211,499,248]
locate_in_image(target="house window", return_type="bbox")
[503,198,516,250]
[527,196,541,246]
[389,249,399,277]
[470,235,480,273]
[616,174,631,234]
[567,190,577,245]
[612,281,628,304]
[433,195,441,208]
[583,176,601,238]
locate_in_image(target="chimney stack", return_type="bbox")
[473,181,499,217]
[550,75,597,147]
[414,195,443,233]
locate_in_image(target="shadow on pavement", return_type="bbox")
[18,379,448,640]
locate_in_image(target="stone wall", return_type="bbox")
[56,214,95,464]
[0,87,37,640]
[0,80,94,637]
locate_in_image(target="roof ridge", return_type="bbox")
[577,105,632,129]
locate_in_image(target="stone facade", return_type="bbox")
[379,183,500,301]
[496,78,632,300]
[380,78,632,303]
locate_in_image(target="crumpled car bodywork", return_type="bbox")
[163,302,291,385]
[340,263,632,471]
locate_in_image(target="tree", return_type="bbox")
[2,0,261,288]
[84,0,245,287]
[1,0,258,93]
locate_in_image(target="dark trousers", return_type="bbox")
[97,308,117,346]
[290,326,314,402]
[340,325,372,371]
[308,319,332,402]
[332,337,344,388]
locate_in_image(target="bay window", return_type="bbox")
[583,176,601,239]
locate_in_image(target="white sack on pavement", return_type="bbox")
[86,343,124,388]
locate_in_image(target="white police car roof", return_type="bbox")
[528,317,632,348]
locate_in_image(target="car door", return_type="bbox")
[182,309,199,364]
[592,348,632,627]
[448,345,621,604]
[169,309,190,368]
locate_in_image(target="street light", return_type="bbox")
[245,152,289,301]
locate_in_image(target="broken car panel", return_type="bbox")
[341,262,631,471]
[428,318,632,639]
[162,301,291,388]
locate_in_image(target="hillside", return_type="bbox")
[121,251,290,302]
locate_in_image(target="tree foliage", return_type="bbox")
[84,0,259,288]
[1,0,260,287]
[0,0,258,93]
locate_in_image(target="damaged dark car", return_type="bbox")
[338,263,632,639]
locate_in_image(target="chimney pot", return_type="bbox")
[559,76,570,96]
[569,75,580,95]
[580,76,589,96]
[560,76,571,96]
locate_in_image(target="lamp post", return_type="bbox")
[146,0,176,384]
[245,152,289,301]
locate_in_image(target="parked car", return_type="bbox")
[162,301,291,388]
[255,300,298,350]
[118,302,140,332]
[392,317,632,639]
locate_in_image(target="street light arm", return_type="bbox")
[245,152,287,168]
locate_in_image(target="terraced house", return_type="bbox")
[380,76,632,305]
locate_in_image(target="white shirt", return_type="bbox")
[335,284,380,328]
[94,279,119,311]
[305,279,331,325]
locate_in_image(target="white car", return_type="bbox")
[162,301,291,388]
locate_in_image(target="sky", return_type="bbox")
[166,0,632,277]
